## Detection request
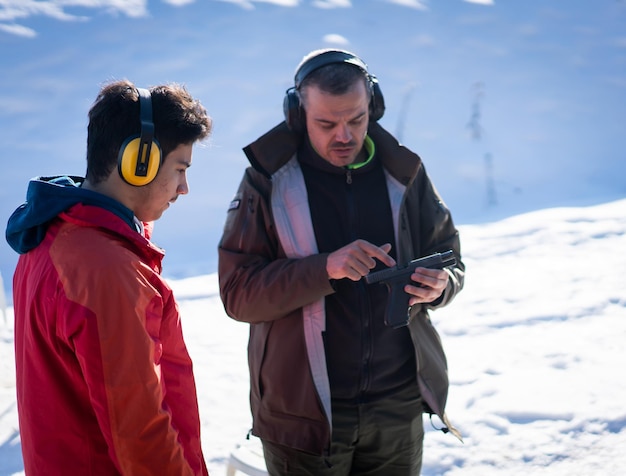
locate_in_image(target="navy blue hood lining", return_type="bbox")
[5,175,136,254]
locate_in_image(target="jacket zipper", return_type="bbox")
[345,170,372,397]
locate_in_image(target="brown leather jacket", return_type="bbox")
[218,121,465,455]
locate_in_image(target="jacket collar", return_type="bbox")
[243,121,423,186]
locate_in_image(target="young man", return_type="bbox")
[6,80,212,475]
[218,49,465,475]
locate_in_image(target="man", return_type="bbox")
[218,49,465,475]
[6,80,212,475]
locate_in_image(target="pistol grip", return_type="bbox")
[383,282,411,328]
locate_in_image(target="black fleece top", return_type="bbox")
[297,137,418,404]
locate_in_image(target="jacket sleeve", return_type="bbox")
[218,168,335,323]
[411,163,465,310]
[58,249,197,476]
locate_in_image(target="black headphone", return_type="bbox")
[283,49,385,133]
[117,87,162,186]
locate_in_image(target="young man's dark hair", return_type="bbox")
[86,79,211,184]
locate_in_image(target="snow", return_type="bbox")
[1,198,625,475]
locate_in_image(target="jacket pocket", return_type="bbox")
[249,320,272,402]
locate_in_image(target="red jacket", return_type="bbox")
[11,195,207,475]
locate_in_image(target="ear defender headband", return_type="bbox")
[117,87,162,186]
[283,50,386,133]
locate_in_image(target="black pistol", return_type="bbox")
[365,250,457,328]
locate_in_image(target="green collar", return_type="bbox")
[345,135,375,170]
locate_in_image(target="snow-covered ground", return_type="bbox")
[1,198,625,475]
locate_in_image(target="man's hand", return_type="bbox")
[327,240,396,281]
[405,267,449,306]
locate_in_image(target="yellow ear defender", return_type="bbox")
[117,87,162,186]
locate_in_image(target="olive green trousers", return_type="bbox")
[262,385,424,476]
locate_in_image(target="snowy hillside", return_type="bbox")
[1,198,625,475]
